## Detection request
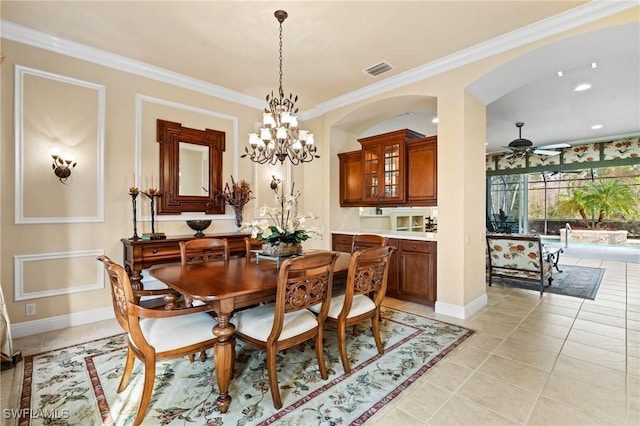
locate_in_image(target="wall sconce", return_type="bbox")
[50,148,76,183]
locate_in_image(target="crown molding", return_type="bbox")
[2,0,635,119]
[0,20,266,110]
[300,0,638,120]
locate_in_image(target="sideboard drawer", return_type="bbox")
[141,244,180,258]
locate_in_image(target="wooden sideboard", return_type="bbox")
[121,232,250,290]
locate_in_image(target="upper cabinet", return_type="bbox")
[406,136,437,206]
[338,129,437,207]
[338,150,363,207]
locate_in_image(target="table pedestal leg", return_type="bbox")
[211,303,236,413]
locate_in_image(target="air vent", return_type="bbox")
[363,61,394,77]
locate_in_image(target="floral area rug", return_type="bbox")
[17,307,473,425]
[492,264,604,299]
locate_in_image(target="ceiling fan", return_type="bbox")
[503,122,570,159]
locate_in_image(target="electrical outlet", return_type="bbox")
[25,303,36,316]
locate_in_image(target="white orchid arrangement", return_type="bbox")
[242,177,320,245]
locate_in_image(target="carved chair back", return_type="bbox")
[179,237,229,266]
[270,252,339,343]
[244,237,262,259]
[351,233,389,253]
[345,245,395,312]
[97,255,130,333]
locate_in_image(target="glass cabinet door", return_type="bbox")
[363,147,379,199]
[384,143,400,197]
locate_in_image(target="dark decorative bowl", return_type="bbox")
[186,220,212,237]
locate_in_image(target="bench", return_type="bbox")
[486,234,553,295]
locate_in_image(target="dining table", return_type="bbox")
[149,250,351,413]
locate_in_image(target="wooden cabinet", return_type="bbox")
[397,239,437,304]
[338,150,363,207]
[359,129,423,205]
[121,232,249,290]
[337,129,436,207]
[386,238,399,297]
[406,136,437,206]
[331,233,435,305]
[332,233,354,253]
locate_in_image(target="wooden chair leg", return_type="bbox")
[337,323,351,374]
[371,314,384,354]
[199,350,207,362]
[315,330,328,380]
[266,347,282,409]
[188,354,195,362]
[134,358,156,426]
[118,345,136,393]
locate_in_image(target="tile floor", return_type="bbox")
[2,252,638,425]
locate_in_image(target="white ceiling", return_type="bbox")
[2,1,639,154]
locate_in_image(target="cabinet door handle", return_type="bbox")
[412,244,417,249]
[153,249,158,254]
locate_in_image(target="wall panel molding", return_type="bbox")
[14,65,105,223]
[134,94,239,222]
[13,249,105,301]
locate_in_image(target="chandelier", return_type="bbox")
[243,10,318,166]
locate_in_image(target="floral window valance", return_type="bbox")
[487,136,640,175]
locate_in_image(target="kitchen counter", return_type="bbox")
[331,229,437,242]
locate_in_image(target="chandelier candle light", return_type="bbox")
[243,10,319,166]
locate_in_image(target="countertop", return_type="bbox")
[332,229,437,242]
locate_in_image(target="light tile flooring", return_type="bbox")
[2,253,638,425]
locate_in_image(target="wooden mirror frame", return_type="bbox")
[157,119,225,214]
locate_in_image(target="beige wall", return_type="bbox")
[1,8,638,330]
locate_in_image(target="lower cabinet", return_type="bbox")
[331,234,436,305]
[332,233,353,253]
[395,239,437,304]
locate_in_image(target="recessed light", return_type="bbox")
[574,83,591,91]
[557,70,564,77]
[591,124,603,130]
[591,62,597,69]
[432,117,439,124]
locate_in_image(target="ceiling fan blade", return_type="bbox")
[502,152,516,159]
[537,143,571,149]
[533,149,561,156]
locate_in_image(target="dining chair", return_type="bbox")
[244,236,263,259]
[311,245,395,374]
[97,255,217,426]
[232,251,339,409]
[179,237,229,265]
[351,233,388,253]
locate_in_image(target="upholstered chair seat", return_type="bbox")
[233,304,318,342]
[135,314,217,353]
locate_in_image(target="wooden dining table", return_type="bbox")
[149,250,351,413]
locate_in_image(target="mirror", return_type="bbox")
[179,142,209,196]
[157,119,225,214]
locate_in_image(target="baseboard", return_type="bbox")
[435,293,487,319]
[10,306,115,338]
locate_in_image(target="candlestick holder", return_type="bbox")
[142,189,166,240]
[128,187,140,240]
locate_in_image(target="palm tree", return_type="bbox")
[555,180,639,228]
[589,180,639,226]
[555,187,595,228]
